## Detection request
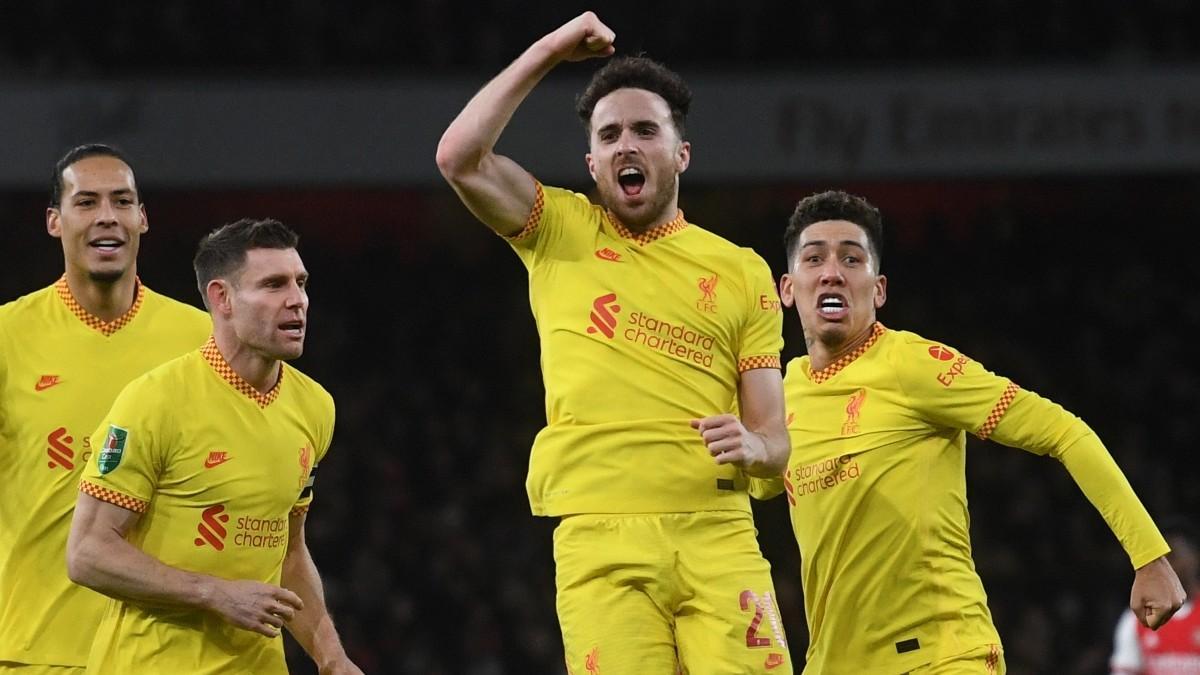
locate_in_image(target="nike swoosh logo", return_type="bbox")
[204,456,231,468]
[35,377,62,391]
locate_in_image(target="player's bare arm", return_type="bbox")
[692,368,790,478]
[1129,554,1186,630]
[281,512,362,675]
[435,12,615,235]
[67,492,303,638]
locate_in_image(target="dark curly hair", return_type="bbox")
[784,191,884,272]
[575,56,691,139]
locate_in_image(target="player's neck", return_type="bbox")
[808,322,878,371]
[212,329,282,395]
[609,197,681,235]
[63,267,138,323]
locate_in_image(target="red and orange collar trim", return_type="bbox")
[505,180,690,246]
[55,275,145,337]
[606,209,688,246]
[809,322,887,384]
[200,336,282,408]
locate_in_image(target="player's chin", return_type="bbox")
[270,338,305,361]
[85,261,130,284]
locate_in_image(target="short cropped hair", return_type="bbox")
[193,218,299,308]
[575,56,692,139]
[784,191,884,272]
[50,143,136,208]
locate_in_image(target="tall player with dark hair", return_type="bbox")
[777,190,1184,673]
[438,12,792,674]
[66,219,360,675]
[0,145,210,675]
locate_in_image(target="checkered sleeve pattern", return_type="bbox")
[738,355,782,372]
[985,644,1000,673]
[290,504,311,517]
[977,381,1020,440]
[502,179,545,242]
[80,479,149,513]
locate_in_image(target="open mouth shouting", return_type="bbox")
[617,166,645,197]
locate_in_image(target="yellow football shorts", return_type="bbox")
[0,664,85,675]
[907,644,1005,675]
[555,511,791,675]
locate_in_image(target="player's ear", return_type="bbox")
[874,274,887,309]
[138,204,149,235]
[585,153,597,182]
[676,140,690,174]
[46,208,63,238]
[779,273,795,308]
[206,279,233,317]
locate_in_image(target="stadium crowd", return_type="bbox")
[2,0,1200,75]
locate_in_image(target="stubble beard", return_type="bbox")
[600,174,677,234]
[87,268,126,284]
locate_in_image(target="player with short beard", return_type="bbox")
[437,12,793,673]
[0,144,210,675]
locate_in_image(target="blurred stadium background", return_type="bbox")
[3,2,1198,673]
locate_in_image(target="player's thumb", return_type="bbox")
[1142,603,1167,630]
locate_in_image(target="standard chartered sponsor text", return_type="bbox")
[624,311,716,367]
[792,454,862,497]
[234,515,287,548]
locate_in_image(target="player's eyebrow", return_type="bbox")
[801,240,867,250]
[72,188,134,198]
[257,273,292,287]
[595,121,622,137]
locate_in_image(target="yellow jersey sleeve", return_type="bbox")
[988,391,1170,568]
[889,334,1013,433]
[735,253,783,371]
[81,375,168,511]
[504,181,595,265]
[292,385,335,514]
[893,331,1168,569]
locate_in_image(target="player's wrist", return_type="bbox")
[191,574,219,612]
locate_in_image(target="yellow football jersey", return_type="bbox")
[78,337,334,675]
[0,277,209,667]
[782,323,1168,673]
[508,183,783,516]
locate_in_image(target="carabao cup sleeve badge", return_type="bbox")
[97,425,129,474]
